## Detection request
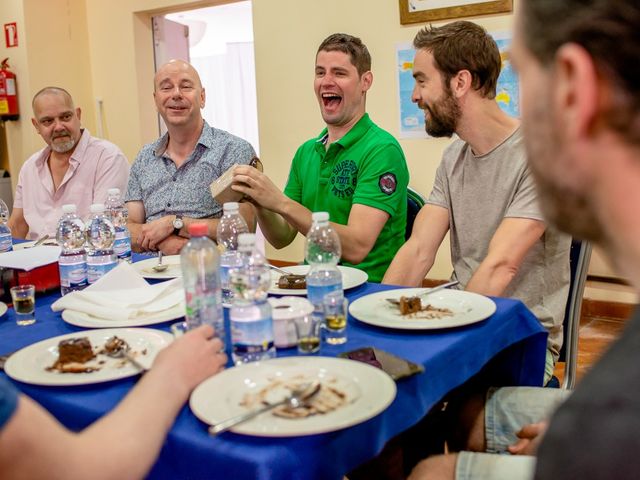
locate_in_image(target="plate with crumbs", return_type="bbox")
[349,288,496,330]
[4,328,173,386]
[190,356,395,437]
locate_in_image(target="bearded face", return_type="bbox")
[421,83,462,138]
[523,90,605,244]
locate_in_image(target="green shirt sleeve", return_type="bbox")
[283,144,305,203]
[352,142,409,216]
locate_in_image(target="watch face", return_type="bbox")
[173,217,184,229]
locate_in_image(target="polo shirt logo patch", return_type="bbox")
[330,160,358,199]
[379,173,397,195]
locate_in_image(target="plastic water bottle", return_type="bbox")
[56,204,87,295]
[0,198,9,223]
[85,203,117,284]
[105,188,132,263]
[230,233,275,364]
[216,202,249,304]
[305,212,343,334]
[0,198,12,252]
[180,223,224,337]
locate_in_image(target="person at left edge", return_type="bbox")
[8,86,129,239]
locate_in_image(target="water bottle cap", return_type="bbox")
[223,202,240,213]
[188,223,209,237]
[311,211,330,223]
[238,232,256,247]
[90,203,105,213]
[62,204,77,213]
[107,188,120,196]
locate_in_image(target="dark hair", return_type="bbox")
[413,21,501,99]
[521,0,640,143]
[317,33,371,76]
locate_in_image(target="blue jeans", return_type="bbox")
[455,387,571,480]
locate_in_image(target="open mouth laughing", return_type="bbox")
[321,92,342,110]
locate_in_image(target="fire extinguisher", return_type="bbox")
[0,58,19,121]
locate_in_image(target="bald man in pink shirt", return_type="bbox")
[8,87,129,239]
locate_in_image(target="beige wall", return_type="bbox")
[0,0,95,190]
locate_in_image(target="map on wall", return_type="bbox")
[396,31,519,139]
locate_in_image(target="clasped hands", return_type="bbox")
[138,216,186,255]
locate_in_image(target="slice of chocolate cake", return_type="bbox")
[57,337,96,364]
[399,296,422,315]
[277,274,307,290]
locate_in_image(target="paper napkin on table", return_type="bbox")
[0,245,62,271]
[51,262,185,321]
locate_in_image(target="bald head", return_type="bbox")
[154,60,202,91]
[32,87,74,113]
[153,59,206,130]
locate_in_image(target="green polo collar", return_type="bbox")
[313,113,373,152]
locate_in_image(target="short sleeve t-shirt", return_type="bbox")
[0,377,18,430]
[125,122,255,221]
[427,128,570,359]
[284,114,409,282]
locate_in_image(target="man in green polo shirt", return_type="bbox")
[232,33,409,282]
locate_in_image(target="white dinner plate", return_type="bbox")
[190,356,396,437]
[349,288,496,330]
[268,265,368,296]
[0,301,6,317]
[5,328,173,386]
[61,302,185,328]
[132,255,182,280]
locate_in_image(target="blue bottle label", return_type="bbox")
[307,283,342,310]
[0,232,12,252]
[230,310,274,353]
[59,261,88,288]
[114,232,131,259]
[87,261,117,284]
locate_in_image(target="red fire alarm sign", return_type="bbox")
[4,23,18,48]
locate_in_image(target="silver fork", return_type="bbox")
[268,264,292,276]
[209,381,321,435]
[104,336,147,371]
[386,280,459,305]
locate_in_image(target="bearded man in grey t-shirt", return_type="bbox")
[383,21,570,383]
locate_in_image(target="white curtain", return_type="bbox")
[192,43,265,253]
[192,41,260,156]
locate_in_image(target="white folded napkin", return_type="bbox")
[0,245,62,271]
[51,262,185,321]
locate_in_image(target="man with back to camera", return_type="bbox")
[409,1,640,478]
[230,33,409,282]
[8,86,129,239]
[125,59,255,255]
[382,21,571,384]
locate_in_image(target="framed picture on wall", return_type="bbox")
[399,0,513,25]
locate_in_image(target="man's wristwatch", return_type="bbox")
[172,214,184,236]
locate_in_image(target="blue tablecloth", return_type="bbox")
[0,258,547,480]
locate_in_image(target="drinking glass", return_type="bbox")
[294,314,321,354]
[10,284,36,326]
[323,291,348,345]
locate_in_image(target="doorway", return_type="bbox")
[152,1,260,155]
